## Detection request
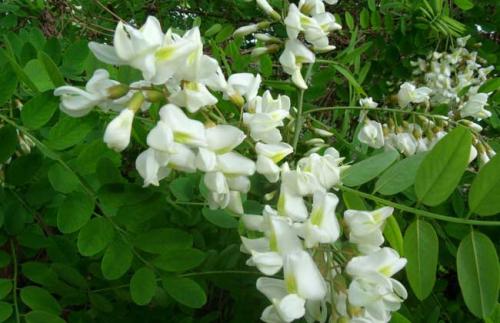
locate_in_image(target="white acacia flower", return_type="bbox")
[257,277,306,323]
[460,93,491,120]
[346,247,407,279]
[358,120,384,149]
[241,215,303,275]
[256,142,293,163]
[397,82,432,108]
[90,16,164,81]
[158,104,207,147]
[226,73,262,105]
[277,186,309,221]
[168,82,218,113]
[395,132,416,156]
[135,148,170,187]
[344,207,394,253]
[299,0,326,15]
[348,273,407,322]
[54,69,120,117]
[281,168,322,196]
[152,28,203,84]
[297,148,345,190]
[295,191,341,247]
[103,109,135,152]
[279,39,315,89]
[359,97,378,109]
[216,152,256,177]
[196,148,217,172]
[256,155,281,183]
[206,125,246,154]
[283,251,327,301]
[146,120,175,153]
[167,143,197,172]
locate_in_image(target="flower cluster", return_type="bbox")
[54,6,408,323]
[240,182,408,322]
[357,36,496,166]
[235,0,342,89]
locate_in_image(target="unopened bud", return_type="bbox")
[229,93,245,108]
[233,24,259,38]
[256,0,281,20]
[127,91,145,113]
[305,146,322,156]
[257,21,271,29]
[305,138,325,146]
[107,84,130,99]
[204,120,217,128]
[251,44,280,57]
[255,33,282,43]
[144,90,164,103]
[312,128,333,137]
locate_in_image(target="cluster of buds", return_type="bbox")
[357,35,496,167]
[235,0,342,89]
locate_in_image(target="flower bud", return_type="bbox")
[312,128,333,137]
[256,0,281,20]
[107,84,130,99]
[144,90,164,103]
[255,33,282,43]
[233,24,259,38]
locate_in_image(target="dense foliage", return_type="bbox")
[0,0,499,323]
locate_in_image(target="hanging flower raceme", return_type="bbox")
[54,10,411,323]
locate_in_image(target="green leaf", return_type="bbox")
[0,125,18,164]
[384,216,404,256]
[343,150,399,187]
[162,277,206,308]
[45,116,95,150]
[469,154,500,216]
[360,8,370,29]
[404,218,438,300]
[25,311,65,323]
[37,51,65,87]
[101,238,133,280]
[23,59,55,92]
[204,23,222,37]
[47,163,80,194]
[77,217,114,256]
[0,63,17,106]
[62,40,89,75]
[153,248,206,272]
[457,230,499,318]
[169,175,198,202]
[415,127,472,206]
[57,192,94,233]
[0,302,12,322]
[390,312,411,323]
[133,228,192,254]
[0,47,39,94]
[478,78,500,94]
[331,64,366,95]
[375,153,426,195]
[0,280,12,299]
[215,24,234,43]
[20,286,61,315]
[21,91,59,129]
[453,0,474,11]
[342,191,367,210]
[368,0,376,11]
[345,12,354,30]
[202,208,238,228]
[130,267,156,306]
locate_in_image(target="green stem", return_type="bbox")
[292,63,314,151]
[10,240,20,323]
[340,186,500,226]
[90,270,260,293]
